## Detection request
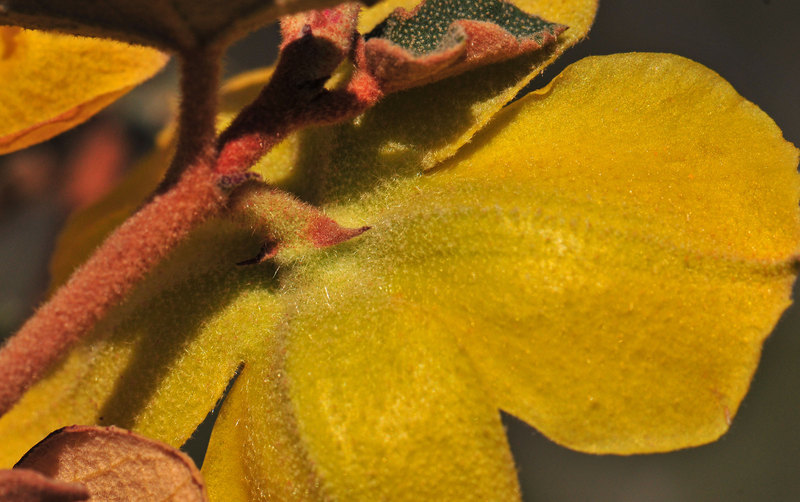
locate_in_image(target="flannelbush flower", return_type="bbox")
[0,0,798,500]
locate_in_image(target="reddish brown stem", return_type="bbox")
[215,33,382,175]
[158,47,222,191]
[0,47,224,416]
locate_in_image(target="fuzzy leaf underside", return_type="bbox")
[340,0,598,174]
[0,52,796,499]
[216,53,798,498]
[200,54,799,500]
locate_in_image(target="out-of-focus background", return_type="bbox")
[1,1,798,500]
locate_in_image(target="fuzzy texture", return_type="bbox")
[214,8,380,177]
[1,50,796,502]
[0,469,88,501]
[0,47,224,417]
[0,161,225,417]
[0,0,599,474]
[0,2,388,420]
[16,426,206,501]
[0,27,167,154]
[159,47,222,190]
[0,0,347,51]
[345,0,598,176]
[231,181,369,255]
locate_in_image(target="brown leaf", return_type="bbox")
[15,426,207,502]
[0,469,88,502]
[0,0,345,50]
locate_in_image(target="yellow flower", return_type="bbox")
[1,0,798,500]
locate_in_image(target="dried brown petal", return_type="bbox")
[16,426,206,502]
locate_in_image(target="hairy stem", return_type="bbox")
[0,47,224,416]
[159,47,222,191]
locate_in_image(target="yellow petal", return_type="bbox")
[204,336,328,502]
[298,0,597,203]
[323,52,798,454]
[0,28,167,154]
[206,270,520,501]
[287,284,520,500]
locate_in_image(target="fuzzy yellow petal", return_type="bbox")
[0,28,167,154]
[204,338,328,502]
[327,52,798,454]
[288,271,520,500]
[204,260,520,501]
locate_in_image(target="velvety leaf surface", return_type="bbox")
[2,25,796,502]
[0,67,300,470]
[0,0,345,50]
[316,52,799,453]
[0,469,88,501]
[204,273,520,501]
[16,425,206,501]
[0,28,167,154]
[0,221,279,467]
[48,66,294,290]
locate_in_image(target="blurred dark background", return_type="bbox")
[1,1,798,500]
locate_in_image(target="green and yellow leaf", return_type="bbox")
[363,0,566,92]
